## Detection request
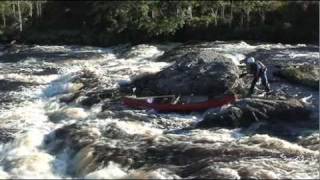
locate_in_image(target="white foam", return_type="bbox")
[43,79,81,97]
[115,121,163,136]
[223,53,246,66]
[0,130,58,179]
[187,128,242,143]
[301,95,313,104]
[240,134,318,156]
[0,73,59,85]
[125,168,181,179]
[84,161,127,179]
[0,100,51,130]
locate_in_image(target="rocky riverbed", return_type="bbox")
[0,41,318,179]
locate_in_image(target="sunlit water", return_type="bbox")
[0,41,318,179]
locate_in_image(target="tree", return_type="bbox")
[0,2,7,28]
[17,1,22,32]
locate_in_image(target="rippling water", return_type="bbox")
[0,41,318,179]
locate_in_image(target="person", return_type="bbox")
[240,57,271,96]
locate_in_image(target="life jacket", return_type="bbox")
[256,61,266,71]
[248,60,266,74]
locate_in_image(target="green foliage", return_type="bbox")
[0,1,317,45]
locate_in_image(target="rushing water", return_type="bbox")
[0,41,318,179]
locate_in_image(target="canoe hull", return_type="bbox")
[122,95,237,112]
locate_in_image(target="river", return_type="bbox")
[0,41,318,179]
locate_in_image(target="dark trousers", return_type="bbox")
[249,69,270,95]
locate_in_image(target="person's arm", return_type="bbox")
[254,64,261,80]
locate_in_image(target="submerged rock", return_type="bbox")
[297,133,320,151]
[0,128,18,143]
[58,70,121,108]
[131,50,244,97]
[48,107,88,123]
[197,97,311,128]
[32,67,59,75]
[0,79,33,92]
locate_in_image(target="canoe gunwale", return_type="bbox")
[122,95,237,112]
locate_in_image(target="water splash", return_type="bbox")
[0,42,318,179]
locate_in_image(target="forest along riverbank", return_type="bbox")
[0,41,318,179]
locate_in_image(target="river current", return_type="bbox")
[0,41,318,179]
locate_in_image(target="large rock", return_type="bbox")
[58,70,121,108]
[274,65,319,90]
[131,50,244,97]
[197,97,311,128]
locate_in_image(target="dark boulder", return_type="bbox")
[155,41,228,63]
[58,70,122,108]
[0,79,33,92]
[197,97,311,128]
[131,50,244,97]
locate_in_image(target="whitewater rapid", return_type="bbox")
[0,42,318,179]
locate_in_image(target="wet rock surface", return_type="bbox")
[47,122,318,179]
[198,97,311,129]
[0,79,33,92]
[155,41,231,63]
[131,50,244,97]
[0,128,18,143]
[58,70,122,108]
[32,67,59,75]
[97,110,194,130]
[274,65,319,89]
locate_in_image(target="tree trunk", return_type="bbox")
[246,10,250,29]
[12,3,16,17]
[17,1,22,32]
[213,10,218,26]
[187,5,192,19]
[229,1,233,27]
[2,5,6,27]
[240,12,244,28]
[28,2,33,17]
[260,11,265,25]
[39,2,42,17]
[221,5,225,22]
[36,2,40,17]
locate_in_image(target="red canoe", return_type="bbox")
[122,94,237,112]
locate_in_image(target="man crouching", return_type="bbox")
[240,57,272,96]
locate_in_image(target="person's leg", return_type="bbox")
[249,78,258,96]
[261,70,270,92]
